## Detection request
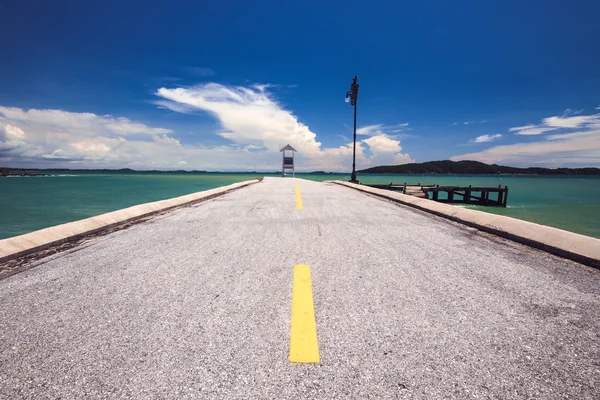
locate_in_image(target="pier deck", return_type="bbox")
[1,178,599,399]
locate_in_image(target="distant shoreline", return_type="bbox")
[2,159,600,177]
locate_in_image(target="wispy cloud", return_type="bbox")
[509,125,557,136]
[356,123,409,136]
[452,110,600,167]
[469,134,502,143]
[510,110,600,136]
[563,108,583,116]
[453,120,486,126]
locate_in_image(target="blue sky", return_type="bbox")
[1,0,599,171]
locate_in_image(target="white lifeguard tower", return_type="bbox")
[280,144,297,177]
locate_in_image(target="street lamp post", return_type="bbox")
[345,76,359,183]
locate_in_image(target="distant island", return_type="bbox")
[358,160,600,175]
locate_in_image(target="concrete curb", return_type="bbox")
[331,181,600,269]
[0,179,260,265]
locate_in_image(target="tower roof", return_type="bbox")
[279,144,297,152]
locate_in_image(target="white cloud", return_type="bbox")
[452,110,600,167]
[469,134,502,143]
[451,131,600,167]
[563,108,583,116]
[0,106,172,137]
[0,109,186,167]
[105,118,172,135]
[356,124,385,136]
[155,83,414,169]
[5,124,25,139]
[346,122,409,137]
[0,83,414,170]
[355,123,410,143]
[509,113,600,136]
[509,125,558,135]
[0,124,28,153]
[362,134,402,153]
[543,114,600,129]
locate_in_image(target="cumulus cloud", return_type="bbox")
[469,134,502,143]
[155,83,414,169]
[452,110,600,167]
[0,108,286,170]
[0,83,414,170]
[0,107,188,167]
[0,124,27,153]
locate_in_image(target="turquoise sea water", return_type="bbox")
[1,172,599,240]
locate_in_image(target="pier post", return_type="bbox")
[503,186,508,207]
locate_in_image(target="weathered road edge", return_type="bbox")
[332,180,600,269]
[0,179,260,270]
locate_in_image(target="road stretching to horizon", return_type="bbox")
[1,177,599,399]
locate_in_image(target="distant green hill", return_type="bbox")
[358,160,600,175]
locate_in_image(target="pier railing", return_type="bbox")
[363,183,508,207]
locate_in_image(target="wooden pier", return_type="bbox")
[364,183,509,207]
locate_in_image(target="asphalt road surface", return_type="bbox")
[1,177,599,399]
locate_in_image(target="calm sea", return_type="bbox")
[1,172,599,240]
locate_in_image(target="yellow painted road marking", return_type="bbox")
[296,183,303,210]
[289,264,320,363]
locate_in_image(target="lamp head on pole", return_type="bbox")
[345,75,359,106]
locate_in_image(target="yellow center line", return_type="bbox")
[296,183,303,210]
[289,264,320,363]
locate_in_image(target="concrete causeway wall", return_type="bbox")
[0,179,260,264]
[333,181,600,269]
